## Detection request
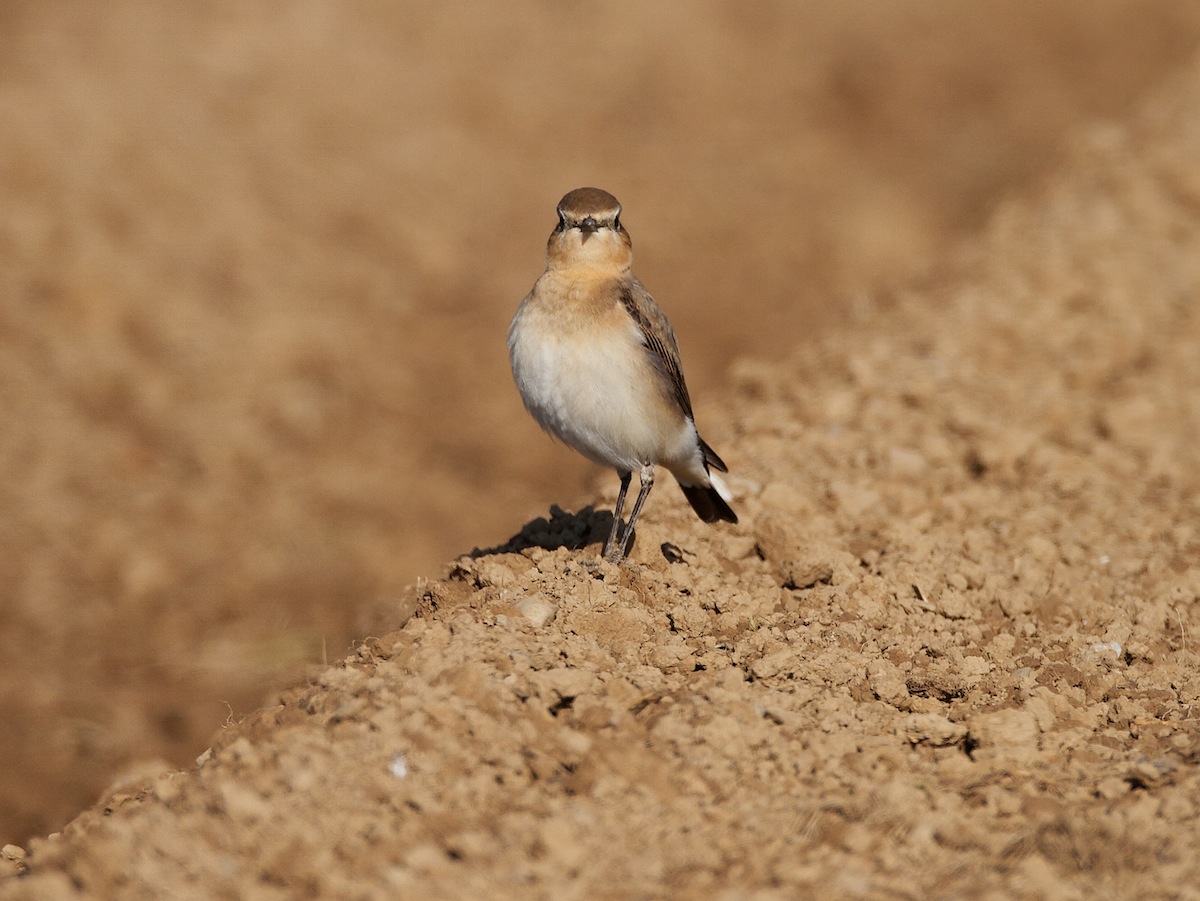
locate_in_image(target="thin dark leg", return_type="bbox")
[614,464,655,561]
[602,470,632,559]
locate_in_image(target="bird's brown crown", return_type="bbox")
[556,187,622,225]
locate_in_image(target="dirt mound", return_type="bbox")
[4,2,1200,846]
[5,43,1200,901]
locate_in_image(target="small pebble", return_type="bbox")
[518,597,557,627]
[389,753,409,779]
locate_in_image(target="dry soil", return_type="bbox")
[2,4,1200,899]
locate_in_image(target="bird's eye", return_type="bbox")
[613,215,622,230]
[555,212,566,232]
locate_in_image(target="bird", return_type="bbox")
[508,187,737,563]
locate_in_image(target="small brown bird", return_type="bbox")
[508,187,737,562]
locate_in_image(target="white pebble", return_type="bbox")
[518,597,557,627]
[389,753,409,779]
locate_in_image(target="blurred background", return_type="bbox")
[2,0,1199,844]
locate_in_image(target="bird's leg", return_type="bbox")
[614,463,655,561]
[602,470,632,559]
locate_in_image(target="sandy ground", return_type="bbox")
[5,49,1200,898]
[2,3,1200,897]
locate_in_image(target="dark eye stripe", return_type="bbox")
[555,211,622,230]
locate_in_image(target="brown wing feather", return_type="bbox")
[619,282,737,524]
[618,282,695,419]
[699,436,728,473]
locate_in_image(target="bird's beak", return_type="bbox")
[578,217,599,242]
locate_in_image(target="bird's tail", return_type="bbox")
[679,477,737,524]
[677,436,737,523]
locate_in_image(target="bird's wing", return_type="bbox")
[618,281,695,420]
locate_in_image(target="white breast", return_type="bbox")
[509,299,697,474]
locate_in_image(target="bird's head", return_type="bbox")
[546,187,634,274]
